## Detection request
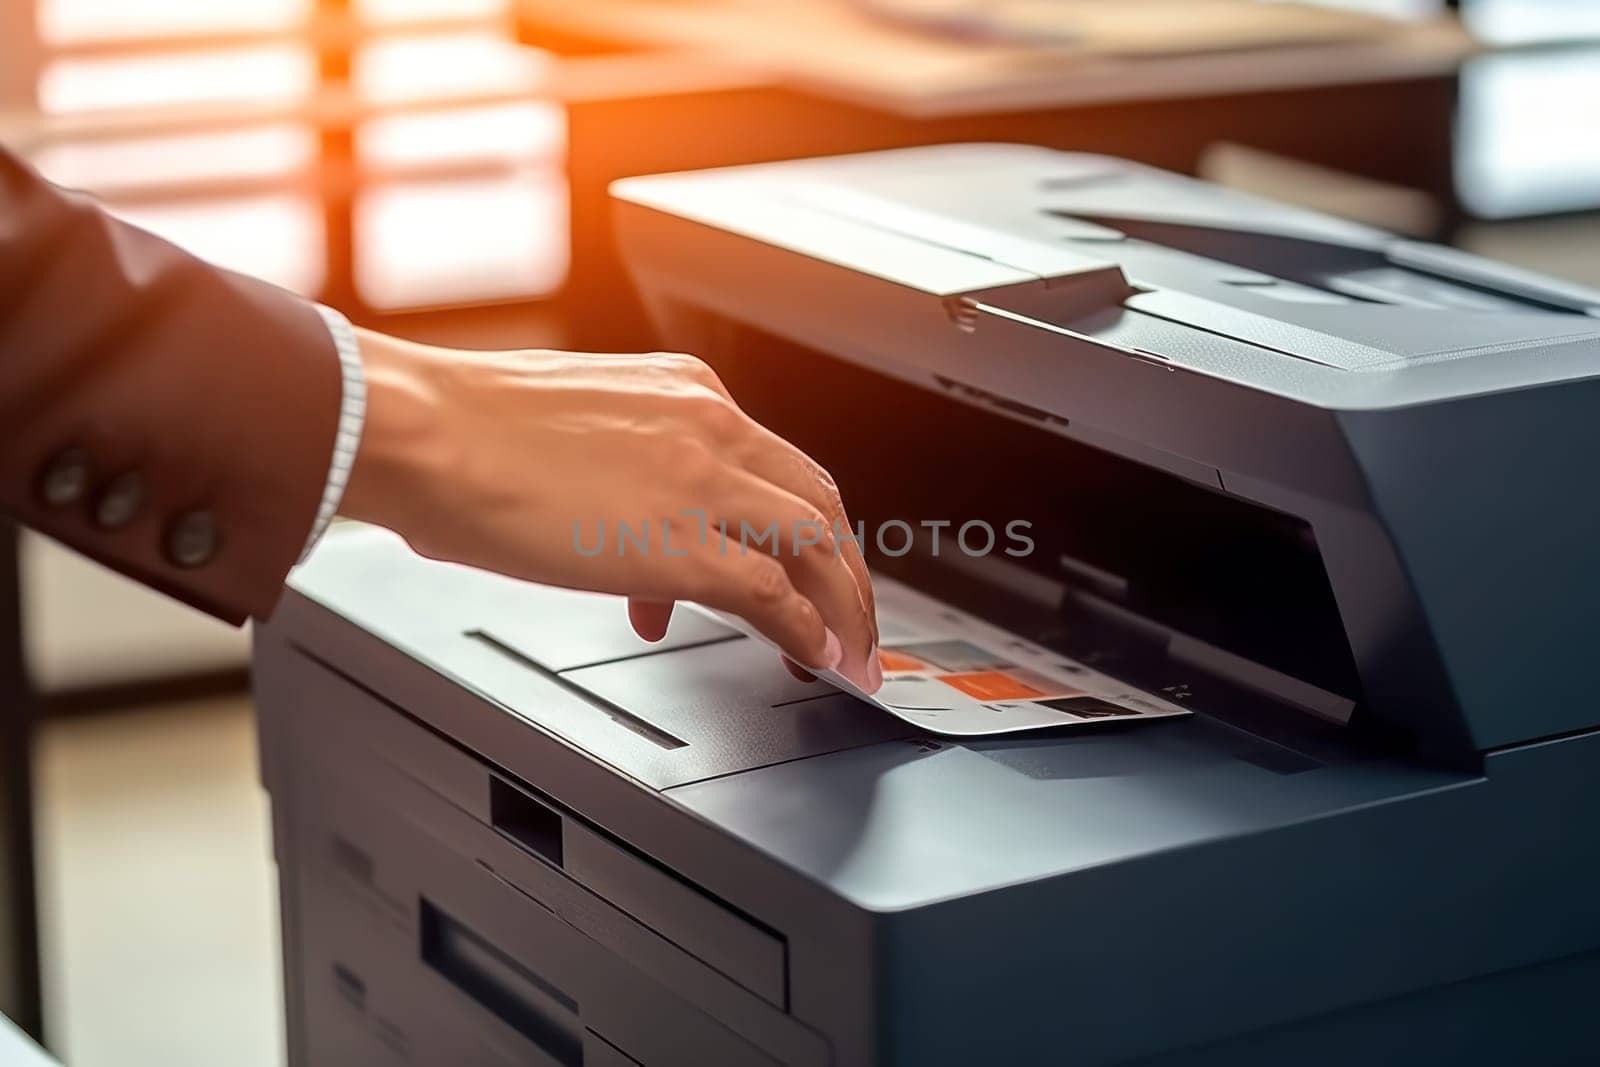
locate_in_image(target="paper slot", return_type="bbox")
[695,575,1189,737]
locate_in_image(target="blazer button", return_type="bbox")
[38,448,92,508]
[165,510,220,568]
[94,472,146,530]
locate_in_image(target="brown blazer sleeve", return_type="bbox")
[0,147,343,625]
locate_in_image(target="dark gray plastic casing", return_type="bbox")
[613,143,1600,760]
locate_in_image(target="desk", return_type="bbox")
[521,0,1473,349]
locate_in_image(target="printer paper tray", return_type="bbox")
[289,753,817,1066]
[303,660,800,1015]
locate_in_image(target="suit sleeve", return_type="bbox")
[0,147,343,624]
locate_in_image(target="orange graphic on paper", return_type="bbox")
[936,671,1048,702]
[877,648,927,673]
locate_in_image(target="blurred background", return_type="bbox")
[0,0,1597,1063]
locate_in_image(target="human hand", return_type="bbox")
[339,330,882,693]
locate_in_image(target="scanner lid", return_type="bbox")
[614,143,1600,410]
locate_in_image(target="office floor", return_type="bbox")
[34,695,283,1067]
[25,211,1600,1067]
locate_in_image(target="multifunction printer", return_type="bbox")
[256,144,1600,1066]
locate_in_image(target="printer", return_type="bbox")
[255,144,1600,1067]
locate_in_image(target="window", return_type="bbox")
[16,0,569,312]
[1457,48,1600,218]
[1454,1,1600,218]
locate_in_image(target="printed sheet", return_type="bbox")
[701,574,1189,736]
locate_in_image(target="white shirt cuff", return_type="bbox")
[300,304,366,561]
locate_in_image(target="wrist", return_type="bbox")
[340,329,450,534]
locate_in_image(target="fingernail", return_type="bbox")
[865,644,883,693]
[821,628,844,671]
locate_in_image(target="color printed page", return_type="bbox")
[699,574,1189,737]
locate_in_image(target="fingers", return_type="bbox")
[742,425,877,626]
[628,598,674,642]
[687,553,844,674]
[711,468,879,692]
[629,352,878,690]
[731,423,879,680]
[630,594,820,684]
[782,656,817,683]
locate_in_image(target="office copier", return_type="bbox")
[255,144,1600,1066]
